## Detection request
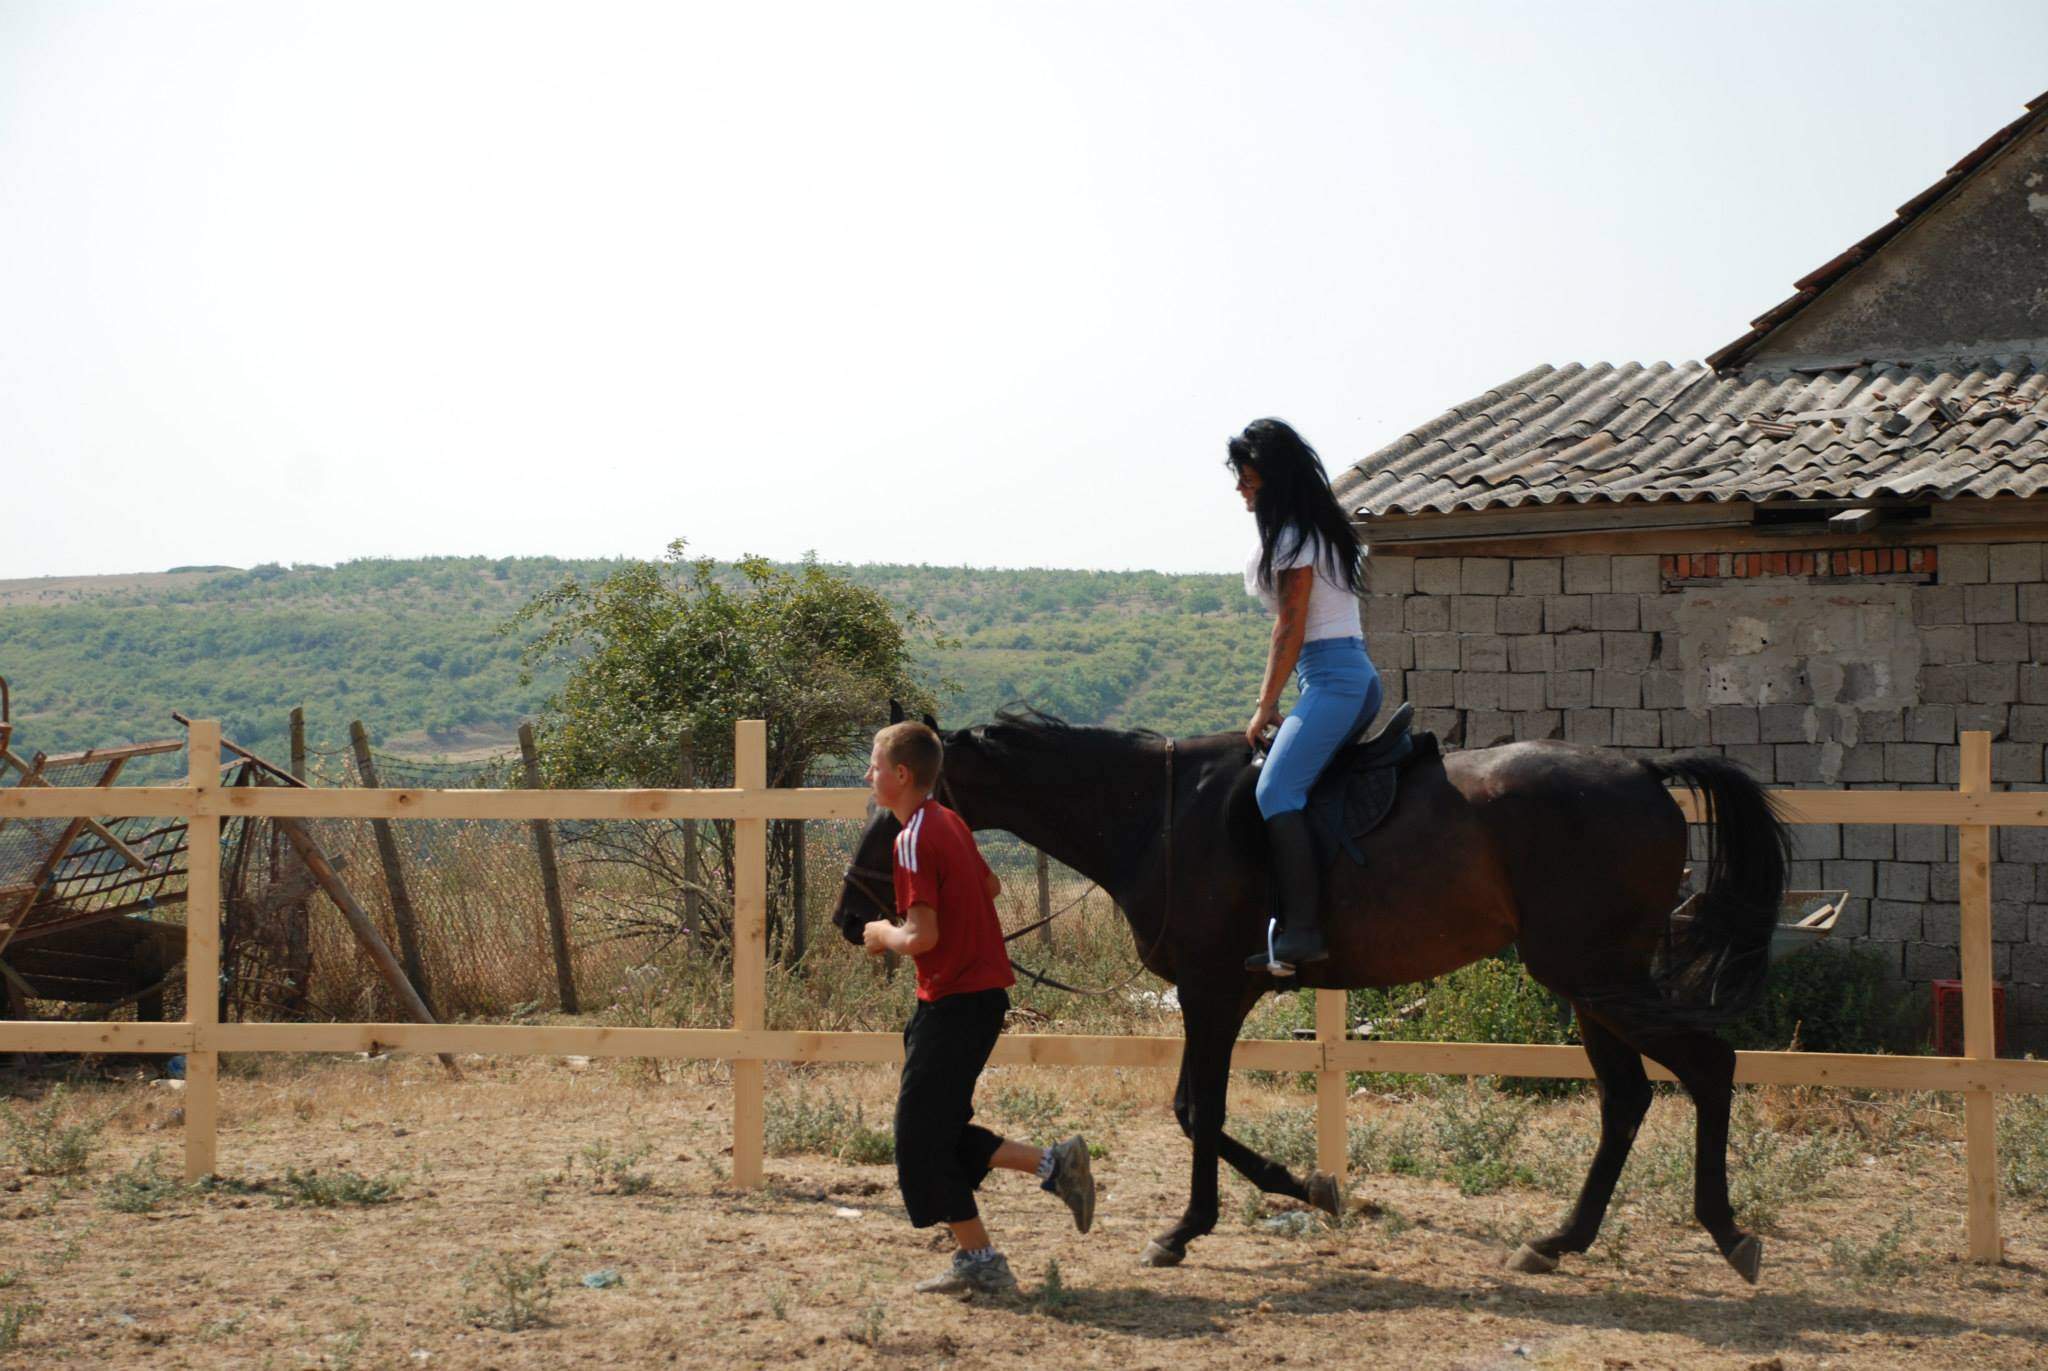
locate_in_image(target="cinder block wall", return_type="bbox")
[1362,540,2048,1052]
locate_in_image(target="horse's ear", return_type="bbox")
[889,699,905,724]
[922,712,939,732]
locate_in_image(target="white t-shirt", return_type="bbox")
[1244,528,1363,642]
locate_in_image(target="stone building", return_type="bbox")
[1333,90,2048,1052]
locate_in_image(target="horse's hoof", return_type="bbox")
[1726,1234,1762,1285]
[1139,1239,1185,1268]
[1306,1170,1343,1217]
[1505,1243,1558,1275]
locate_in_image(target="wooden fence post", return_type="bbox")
[349,721,433,1015]
[733,719,767,1186]
[680,740,700,938]
[1958,730,2002,1263]
[787,819,807,968]
[282,707,311,1017]
[519,724,579,1013]
[1036,848,1052,946]
[184,720,222,1181]
[1315,987,1347,1186]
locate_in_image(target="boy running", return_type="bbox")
[860,720,1096,1295]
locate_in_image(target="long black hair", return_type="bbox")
[1225,418,1363,596]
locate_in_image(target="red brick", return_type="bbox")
[1660,555,1677,578]
[1925,547,1938,571]
[1766,552,1786,575]
[1733,556,1749,578]
[1832,551,1850,575]
[1691,553,1710,577]
[1909,548,1926,572]
[1748,553,1763,577]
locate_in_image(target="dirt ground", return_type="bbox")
[1,1054,2045,1371]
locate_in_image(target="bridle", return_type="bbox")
[839,740,1178,997]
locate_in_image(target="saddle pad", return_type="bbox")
[1305,730,1438,866]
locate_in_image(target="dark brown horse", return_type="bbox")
[832,706,1789,1282]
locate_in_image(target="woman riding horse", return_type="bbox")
[1229,419,1381,974]
[834,425,1790,1285]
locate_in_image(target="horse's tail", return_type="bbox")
[1641,752,1792,1017]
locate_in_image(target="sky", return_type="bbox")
[3,1,2046,580]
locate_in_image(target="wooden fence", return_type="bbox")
[4,720,2046,1263]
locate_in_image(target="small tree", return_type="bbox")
[508,542,940,959]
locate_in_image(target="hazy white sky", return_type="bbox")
[4,2,2045,580]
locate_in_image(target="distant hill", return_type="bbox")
[0,557,1274,765]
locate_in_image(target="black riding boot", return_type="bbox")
[1244,809,1329,974]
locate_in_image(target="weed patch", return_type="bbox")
[1999,1092,2048,1205]
[1,1086,104,1177]
[1828,1208,1921,1287]
[764,1087,894,1165]
[1430,1080,1533,1195]
[570,1140,655,1195]
[99,1151,186,1214]
[278,1167,406,1208]
[0,1300,40,1352]
[461,1253,555,1332]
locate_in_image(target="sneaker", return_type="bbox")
[1042,1135,1096,1234]
[914,1250,1018,1296]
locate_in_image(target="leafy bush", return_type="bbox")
[1725,942,1918,1054]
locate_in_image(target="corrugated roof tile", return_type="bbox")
[1345,358,2048,516]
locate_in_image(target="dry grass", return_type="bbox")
[0,1055,2043,1369]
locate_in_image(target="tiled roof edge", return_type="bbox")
[1705,89,2048,372]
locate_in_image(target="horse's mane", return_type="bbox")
[983,705,1163,757]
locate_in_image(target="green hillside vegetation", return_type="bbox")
[0,555,1278,764]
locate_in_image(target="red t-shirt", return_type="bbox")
[892,798,1016,1003]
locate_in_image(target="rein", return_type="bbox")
[839,740,1178,999]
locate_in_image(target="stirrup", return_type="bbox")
[1247,916,1295,977]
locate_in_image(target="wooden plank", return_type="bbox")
[1958,732,2002,1263]
[1668,788,2048,827]
[192,1023,1322,1071]
[183,721,222,1182]
[1316,988,1348,1182]
[207,1021,747,1057]
[519,724,578,1013]
[33,740,187,767]
[147,1023,2048,1091]
[17,782,2048,828]
[0,1020,193,1052]
[732,720,767,1187]
[1326,1039,2048,1093]
[350,723,433,1015]
[0,784,872,822]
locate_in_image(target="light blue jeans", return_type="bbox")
[1256,636,1382,818]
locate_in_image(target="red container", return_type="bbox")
[1931,978,2006,1058]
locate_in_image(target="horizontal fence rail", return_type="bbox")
[2,722,2042,1263]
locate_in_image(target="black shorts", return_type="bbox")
[894,987,1009,1228]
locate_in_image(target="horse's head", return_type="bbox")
[829,699,1143,944]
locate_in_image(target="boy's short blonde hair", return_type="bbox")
[876,721,943,789]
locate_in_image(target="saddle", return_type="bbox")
[1239,701,1439,868]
